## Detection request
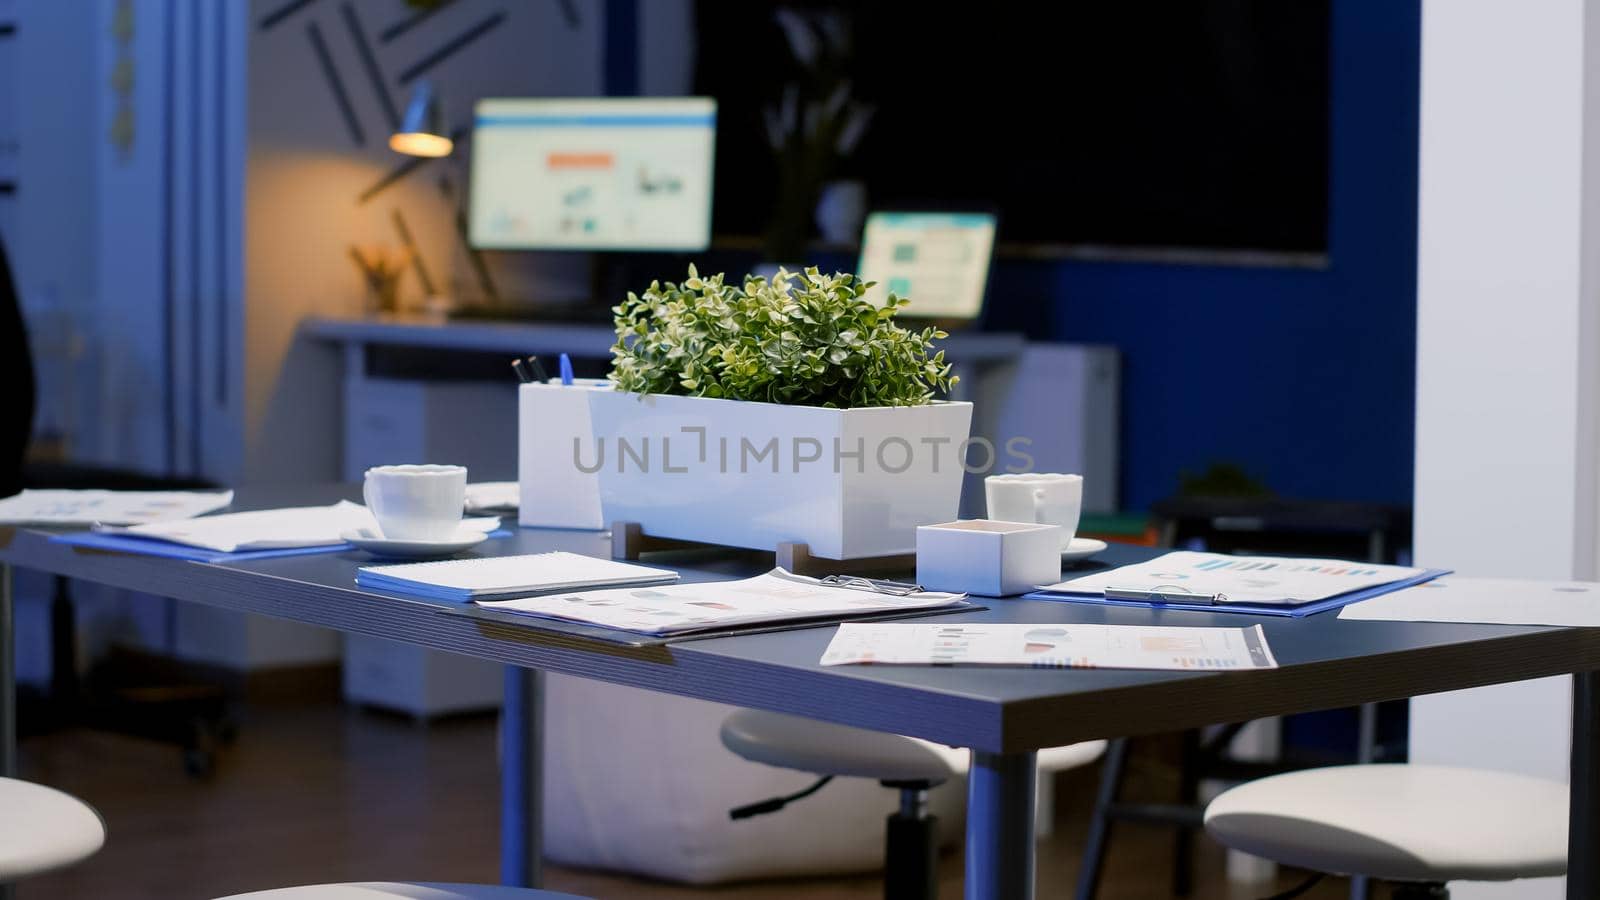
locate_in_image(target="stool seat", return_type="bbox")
[719,709,1108,783]
[1204,764,1568,883]
[213,884,587,899]
[720,709,955,783]
[0,777,106,881]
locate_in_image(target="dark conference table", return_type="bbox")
[3,485,1599,900]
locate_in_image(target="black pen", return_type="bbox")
[511,358,533,383]
[525,355,551,383]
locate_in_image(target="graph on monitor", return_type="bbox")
[468,97,716,251]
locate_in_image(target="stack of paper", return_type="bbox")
[465,482,519,514]
[0,489,234,526]
[358,551,679,602]
[1339,576,1600,627]
[114,500,497,553]
[820,622,1279,670]
[476,568,966,636]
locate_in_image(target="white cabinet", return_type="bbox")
[342,634,503,719]
[341,376,520,482]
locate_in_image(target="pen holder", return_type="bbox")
[518,380,611,530]
[916,519,1063,597]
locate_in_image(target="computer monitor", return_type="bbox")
[468,97,716,251]
[856,211,998,321]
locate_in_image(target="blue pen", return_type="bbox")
[558,353,574,386]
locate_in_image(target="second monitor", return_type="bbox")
[857,211,998,322]
[468,97,717,252]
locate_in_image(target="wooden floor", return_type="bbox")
[16,699,1348,900]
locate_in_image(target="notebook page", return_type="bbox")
[362,551,674,594]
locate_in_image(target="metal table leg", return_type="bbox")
[1,563,13,780]
[1571,672,1599,899]
[966,750,1037,900]
[500,666,543,888]
[2,563,14,900]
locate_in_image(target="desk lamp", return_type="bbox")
[389,81,452,157]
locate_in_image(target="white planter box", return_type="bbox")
[585,392,974,559]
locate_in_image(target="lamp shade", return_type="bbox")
[389,81,452,157]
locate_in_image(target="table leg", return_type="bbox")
[965,750,1037,900]
[500,666,543,888]
[2,563,13,779]
[2,564,14,900]
[1571,672,1599,899]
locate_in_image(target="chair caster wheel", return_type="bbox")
[183,748,215,778]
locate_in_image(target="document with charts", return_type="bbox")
[1042,551,1433,606]
[476,569,965,637]
[0,489,234,526]
[819,622,1278,670]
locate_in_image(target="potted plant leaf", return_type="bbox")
[585,265,972,560]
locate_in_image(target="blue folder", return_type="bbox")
[1025,568,1452,618]
[52,529,513,564]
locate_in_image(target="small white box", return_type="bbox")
[916,519,1063,597]
[519,380,610,530]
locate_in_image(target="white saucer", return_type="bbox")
[1061,537,1109,563]
[341,526,489,560]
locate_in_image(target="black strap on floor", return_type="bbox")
[1260,872,1327,900]
[728,775,836,820]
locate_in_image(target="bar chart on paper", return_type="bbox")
[1040,551,1438,606]
[819,622,1279,671]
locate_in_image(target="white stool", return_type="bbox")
[0,776,106,882]
[213,884,587,899]
[720,709,1104,900]
[1204,764,1568,898]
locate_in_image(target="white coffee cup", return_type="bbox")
[984,473,1083,548]
[363,464,467,541]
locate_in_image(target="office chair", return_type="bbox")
[721,708,1104,900]
[0,234,235,776]
[1204,765,1567,899]
[0,776,106,883]
[213,885,588,899]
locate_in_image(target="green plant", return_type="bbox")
[1178,463,1274,498]
[609,265,957,408]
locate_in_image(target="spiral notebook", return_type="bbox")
[356,551,679,602]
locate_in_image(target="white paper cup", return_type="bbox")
[363,464,467,541]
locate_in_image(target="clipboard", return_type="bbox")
[1027,568,1451,618]
[52,528,514,564]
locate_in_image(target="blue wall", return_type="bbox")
[987,0,1421,512]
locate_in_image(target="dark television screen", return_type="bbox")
[694,1,1330,254]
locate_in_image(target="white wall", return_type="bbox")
[1413,1,1600,896]
[244,0,607,483]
